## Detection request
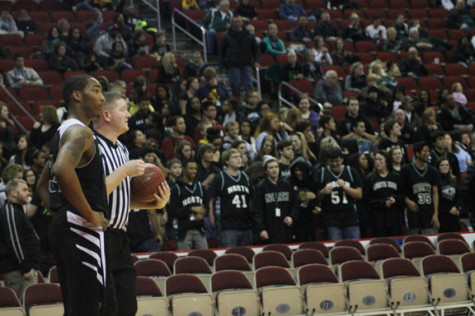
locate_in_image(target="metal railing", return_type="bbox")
[171,9,207,63]
[278,81,323,111]
[134,0,162,31]
[0,86,36,134]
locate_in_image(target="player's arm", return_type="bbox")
[208,197,215,227]
[53,126,108,229]
[131,181,170,210]
[105,159,145,195]
[432,185,440,229]
[337,179,362,200]
[36,163,52,215]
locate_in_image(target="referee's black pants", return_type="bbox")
[107,228,137,316]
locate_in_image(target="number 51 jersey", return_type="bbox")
[313,165,362,228]
[208,170,252,231]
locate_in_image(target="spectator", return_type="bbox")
[314,147,363,240]
[129,94,154,132]
[303,49,324,82]
[0,9,23,38]
[392,14,409,40]
[290,15,314,44]
[112,12,134,42]
[42,27,61,58]
[6,54,43,88]
[196,66,229,108]
[253,155,298,244]
[317,115,342,147]
[195,143,219,187]
[9,135,30,169]
[379,119,405,153]
[220,99,245,125]
[430,131,461,180]
[365,16,387,42]
[219,15,259,98]
[280,50,305,82]
[15,9,37,35]
[277,140,295,178]
[194,102,225,141]
[0,179,39,302]
[416,108,442,143]
[368,59,397,89]
[342,12,370,43]
[399,46,428,78]
[184,96,202,137]
[29,105,60,150]
[234,0,257,21]
[314,70,342,106]
[0,102,17,159]
[298,97,319,134]
[331,37,358,68]
[128,29,150,58]
[153,31,172,57]
[66,27,87,62]
[345,61,366,92]
[436,158,462,232]
[170,159,209,250]
[447,0,475,31]
[262,23,286,56]
[255,112,290,150]
[311,36,333,65]
[451,36,475,67]
[437,94,473,133]
[401,142,440,234]
[161,116,196,161]
[157,52,181,84]
[346,119,374,153]
[406,27,433,51]
[452,82,468,108]
[399,96,420,133]
[48,41,79,74]
[208,149,253,247]
[382,27,403,53]
[337,97,376,140]
[363,151,405,237]
[390,146,404,174]
[85,9,103,43]
[280,0,311,23]
[80,43,105,72]
[314,11,339,42]
[201,0,233,54]
[95,23,128,59]
[182,51,205,80]
[446,132,471,173]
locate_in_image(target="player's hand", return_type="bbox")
[386,197,396,208]
[320,186,333,196]
[284,216,293,226]
[431,215,440,230]
[305,192,316,201]
[313,206,322,214]
[88,212,109,230]
[125,160,145,177]
[406,200,419,213]
[191,206,207,215]
[260,230,269,240]
[152,181,171,209]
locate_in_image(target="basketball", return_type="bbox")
[131,164,166,203]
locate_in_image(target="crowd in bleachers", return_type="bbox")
[0,0,475,304]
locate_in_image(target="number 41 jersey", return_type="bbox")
[313,165,362,228]
[208,170,252,231]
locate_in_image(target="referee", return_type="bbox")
[93,92,170,316]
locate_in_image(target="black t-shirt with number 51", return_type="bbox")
[313,165,362,228]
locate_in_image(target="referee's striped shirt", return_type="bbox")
[96,132,131,230]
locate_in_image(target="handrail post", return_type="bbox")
[255,67,261,99]
[172,13,177,51]
[156,0,161,31]
[202,26,207,64]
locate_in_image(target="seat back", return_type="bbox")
[225,246,255,263]
[166,274,213,315]
[263,243,293,260]
[334,239,366,256]
[369,237,402,252]
[254,250,290,270]
[135,276,169,316]
[298,241,329,257]
[0,287,23,316]
[292,249,327,268]
[329,246,364,266]
[24,283,63,316]
[149,251,178,273]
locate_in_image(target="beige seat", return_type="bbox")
[136,276,169,316]
[0,287,24,316]
[166,274,213,316]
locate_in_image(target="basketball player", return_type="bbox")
[36,75,111,315]
[208,148,253,247]
[401,142,440,234]
[93,92,170,315]
[314,147,363,241]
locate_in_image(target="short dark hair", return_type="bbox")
[277,140,292,153]
[351,118,365,130]
[384,119,397,136]
[413,141,428,155]
[182,158,197,168]
[197,143,215,159]
[431,130,446,145]
[327,147,342,159]
[319,115,333,129]
[63,74,93,108]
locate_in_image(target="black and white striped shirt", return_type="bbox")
[96,133,131,230]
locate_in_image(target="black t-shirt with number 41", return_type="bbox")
[208,170,253,231]
[313,165,362,228]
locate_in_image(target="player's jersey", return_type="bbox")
[401,162,440,229]
[208,170,252,230]
[49,119,108,217]
[314,165,362,227]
